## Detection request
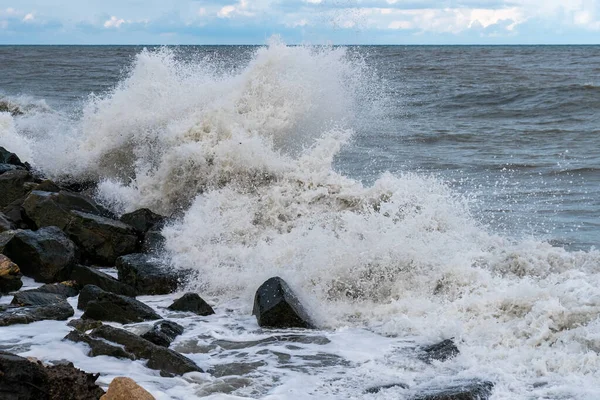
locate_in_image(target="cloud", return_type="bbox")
[104,15,126,28]
[22,13,34,22]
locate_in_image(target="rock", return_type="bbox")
[142,221,166,253]
[0,351,49,400]
[2,226,77,283]
[32,281,79,298]
[0,146,27,168]
[252,277,315,329]
[209,361,266,378]
[11,291,66,307]
[0,163,26,175]
[35,179,61,193]
[141,320,184,347]
[413,380,494,400]
[2,197,30,230]
[0,301,74,326]
[71,265,136,297]
[65,330,135,360]
[65,211,138,265]
[46,362,104,400]
[78,285,161,324]
[100,377,155,400]
[120,209,165,235]
[116,254,180,295]
[67,318,103,332]
[0,170,34,208]
[0,212,15,232]
[168,292,214,316]
[365,383,410,394]
[0,101,24,116]
[419,339,460,363]
[0,254,22,293]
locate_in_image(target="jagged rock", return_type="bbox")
[116,254,180,295]
[413,380,494,400]
[142,221,166,253]
[31,281,79,298]
[0,212,14,232]
[0,146,27,168]
[67,318,103,332]
[100,377,155,400]
[141,320,184,347]
[0,254,22,293]
[0,170,34,208]
[66,211,138,265]
[252,277,315,329]
[0,351,49,399]
[46,362,105,400]
[0,300,74,326]
[65,330,135,360]
[120,209,165,235]
[0,163,26,175]
[365,383,410,394]
[2,197,30,230]
[78,285,160,324]
[419,339,460,363]
[35,180,61,193]
[2,226,77,283]
[71,265,136,297]
[11,291,66,306]
[168,292,214,316]
[0,101,24,116]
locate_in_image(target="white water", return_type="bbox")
[1,40,600,399]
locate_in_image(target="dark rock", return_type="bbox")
[58,180,98,194]
[0,163,25,175]
[65,330,135,360]
[168,292,214,316]
[0,351,49,400]
[67,318,103,332]
[0,146,26,167]
[0,301,74,326]
[0,170,34,208]
[412,380,494,400]
[419,339,460,363]
[252,277,315,329]
[141,320,184,347]
[45,362,104,400]
[78,285,160,324]
[70,265,136,297]
[116,254,180,295]
[11,291,66,307]
[35,180,61,193]
[65,211,138,265]
[31,281,79,298]
[0,254,22,293]
[365,383,410,394]
[0,101,24,116]
[2,197,30,230]
[0,212,15,232]
[120,208,165,234]
[142,221,166,253]
[2,226,77,283]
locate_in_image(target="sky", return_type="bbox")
[0,0,599,44]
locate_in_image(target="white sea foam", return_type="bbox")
[1,40,599,399]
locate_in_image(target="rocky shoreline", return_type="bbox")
[0,145,494,399]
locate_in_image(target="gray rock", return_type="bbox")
[419,339,459,363]
[209,361,266,377]
[142,221,166,253]
[0,212,14,233]
[11,291,66,307]
[0,146,27,168]
[0,164,25,175]
[141,320,184,347]
[0,351,49,400]
[0,170,34,208]
[365,383,410,394]
[78,285,160,324]
[67,318,103,333]
[120,208,165,234]
[0,301,74,326]
[116,253,180,295]
[412,380,494,400]
[252,277,315,329]
[70,264,136,297]
[168,292,214,316]
[65,330,135,360]
[29,281,79,298]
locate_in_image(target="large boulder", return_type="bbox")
[70,265,136,297]
[252,277,315,329]
[141,320,184,347]
[413,380,494,400]
[142,221,167,253]
[0,170,35,208]
[0,300,74,326]
[2,227,77,283]
[11,291,66,307]
[68,318,103,333]
[100,377,155,400]
[0,212,15,232]
[30,281,79,298]
[120,209,165,235]
[0,254,22,293]
[168,293,214,316]
[65,330,135,360]
[2,197,31,230]
[78,285,160,324]
[45,362,105,400]
[116,254,180,295]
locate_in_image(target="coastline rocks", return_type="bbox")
[0,300,74,326]
[46,362,105,400]
[252,277,315,329]
[65,330,135,360]
[413,380,494,400]
[116,254,179,295]
[68,318,103,333]
[100,377,155,400]
[141,320,184,347]
[0,255,23,293]
[30,281,79,298]
[2,226,77,283]
[0,146,26,167]
[78,285,160,324]
[419,339,460,363]
[120,209,165,235]
[142,221,166,253]
[71,265,136,297]
[11,291,66,307]
[0,170,35,208]
[168,293,215,316]
[0,212,15,232]
[0,101,24,116]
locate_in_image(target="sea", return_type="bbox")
[0,41,599,399]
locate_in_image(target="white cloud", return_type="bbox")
[104,16,126,28]
[218,5,236,18]
[22,13,34,22]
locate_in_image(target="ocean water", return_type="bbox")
[1,41,599,399]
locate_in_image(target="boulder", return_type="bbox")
[252,277,315,329]
[120,209,165,235]
[0,212,14,232]
[168,293,214,316]
[0,300,74,326]
[141,320,184,347]
[0,170,35,208]
[413,380,494,400]
[0,101,24,116]
[2,197,31,230]
[11,291,66,307]
[0,254,22,293]
[142,221,166,253]
[100,377,155,400]
[116,254,180,295]
[0,351,49,400]
[31,281,79,298]
[1,227,74,279]
[0,163,26,175]
[0,146,27,168]
[78,285,160,324]
[2,226,77,283]
[35,179,61,193]
[65,330,135,360]
[67,318,103,333]
[45,362,105,400]
[419,339,459,363]
[70,265,137,297]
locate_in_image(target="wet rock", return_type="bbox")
[0,170,34,208]
[71,265,136,296]
[65,330,135,360]
[0,146,27,168]
[66,211,138,265]
[365,383,410,394]
[0,212,15,232]
[67,318,103,332]
[252,277,315,329]
[116,253,179,295]
[2,197,31,230]
[100,377,155,400]
[46,362,104,400]
[2,226,77,283]
[142,221,166,253]
[0,300,74,326]
[209,361,266,377]
[412,380,494,400]
[0,163,26,175]
[419,339,460,363]
[31,281,79,298]
[120,209,165,235]
[0,254,22,293]
[11,291,66,307]
[78,285,160,324]
[0,101,24,116]
[141,320,184,347]
[0,351,49,400]
[168,292,215,316]
[35,179,61,193]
